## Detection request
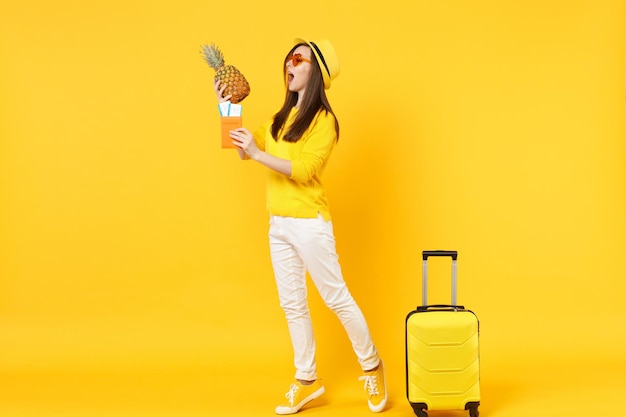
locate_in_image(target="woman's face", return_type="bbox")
[286,45,312,96]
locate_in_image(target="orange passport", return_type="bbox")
[220,116,242,148]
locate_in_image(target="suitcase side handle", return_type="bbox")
[421,250,459,306]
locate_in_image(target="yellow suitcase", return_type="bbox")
[405,250,480,417]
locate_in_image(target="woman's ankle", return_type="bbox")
[297,379,315,386]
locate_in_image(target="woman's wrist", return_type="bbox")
[250,149,263,162]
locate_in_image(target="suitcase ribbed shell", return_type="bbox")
[406,309,480,410]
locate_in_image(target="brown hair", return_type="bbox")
[271,44,340,142]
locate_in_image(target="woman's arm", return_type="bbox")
[251,151,292,176]
[230,128,292,176]
[232,112,336,179]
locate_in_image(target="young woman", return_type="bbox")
[214,38,387,415]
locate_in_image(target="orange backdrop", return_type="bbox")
[1,1,625,416]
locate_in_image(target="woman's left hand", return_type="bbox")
[214,79,232,103]
[230,128,259,159]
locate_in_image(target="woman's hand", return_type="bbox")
[214,79,232,103]
[230,128,260,159]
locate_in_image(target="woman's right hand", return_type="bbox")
[214,79,232,103]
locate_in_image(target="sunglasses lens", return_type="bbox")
[287,53,309,67]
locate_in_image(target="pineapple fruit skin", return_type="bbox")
[215,65,250,104]
[201,44,250,104]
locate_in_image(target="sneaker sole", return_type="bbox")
[275,386,325,415]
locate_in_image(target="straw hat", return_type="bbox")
[294,38,340,89]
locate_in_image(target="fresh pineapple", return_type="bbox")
[201,43,250,104]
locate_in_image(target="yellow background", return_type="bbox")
[1,1,625,416]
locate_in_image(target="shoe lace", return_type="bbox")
[285,383,300,406]
[359,375,379,396]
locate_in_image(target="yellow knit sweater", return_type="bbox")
[253,108,337,220]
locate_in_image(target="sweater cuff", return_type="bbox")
[290,161,306,182]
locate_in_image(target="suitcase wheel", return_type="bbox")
[466,402,480,417]
[411,402,479,417]
[410,403,428,417]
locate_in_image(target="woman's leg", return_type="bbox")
[269,216,318,381]
[280,215,380,372]
[298,215,387,412]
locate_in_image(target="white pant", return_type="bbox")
[269,214,380,381]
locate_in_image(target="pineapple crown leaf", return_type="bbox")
[200,43,225,70]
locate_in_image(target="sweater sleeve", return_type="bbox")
[290,112,337,183]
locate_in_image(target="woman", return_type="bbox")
[214,38,387,415]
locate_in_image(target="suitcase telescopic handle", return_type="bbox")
[421,250,458,306]
[422,250,458,261]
